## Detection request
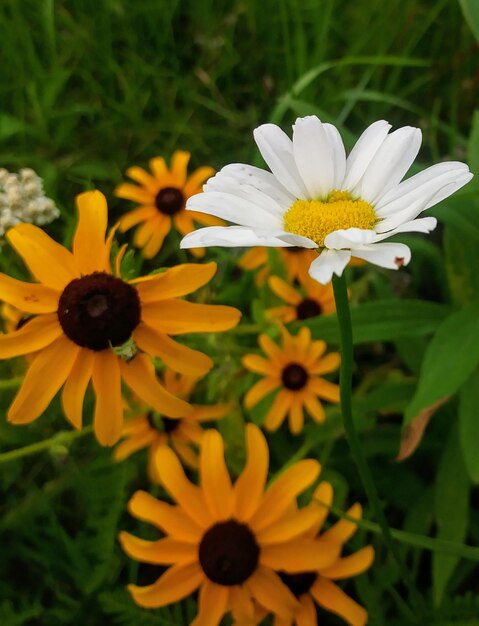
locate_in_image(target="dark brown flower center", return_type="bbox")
[147,412,181,434]
[296,298,321,320]
[279,571,317,598]
[281,362,309,391]
[57,272,141,351]
[199,520,259,586]
[155,187,184,215]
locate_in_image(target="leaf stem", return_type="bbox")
[332,272,426,618]
[0,426,93,464]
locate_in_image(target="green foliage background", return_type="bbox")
[0,1,479,625]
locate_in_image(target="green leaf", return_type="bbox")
[433,422,470,606]
[459,369,479,484]
[444,225,479,305]
[296,299,450,345]
[404,302,479,427]
[468,109,479,185]
[459,0,479,42]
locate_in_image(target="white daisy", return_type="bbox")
[180,117,473,284]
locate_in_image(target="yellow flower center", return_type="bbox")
[283,190,377,247]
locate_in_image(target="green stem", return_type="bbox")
[0,426,93,464]
[332,273,426,617]
[0,376,24,390]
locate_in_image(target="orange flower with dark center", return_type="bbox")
[266,274,336,323]
[115,151,223,258]
[0,190,240,445]
[239,247,317,286]
[242,327,340,433]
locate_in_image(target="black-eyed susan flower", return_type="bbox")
[239,247,317,286]
[0,190,240,446]
[266,274,335,323]
[242,327,340,433]
[240,481,374,626]
[120,424,343,625]
[115,151,223,258]
[114,367,230,476]
[181,118,472,283]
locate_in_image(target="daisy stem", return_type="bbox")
[0,426,93,464]
[332,272,426,617]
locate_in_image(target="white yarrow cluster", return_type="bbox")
[181,117,473,284]
[0,168,60,237]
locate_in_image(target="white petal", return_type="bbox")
[355,126,422,204]
[324,228,377,249]
[186,191,282,229]
[275,232,318,248]
[292,116,335,198]
[219,163,296,207]
[253,124,309,198]
[375,196,427,233]
[180,226,291,249]
[204,175,285,217]
[323,123,347,188]
[424,171,473,209]
[343,120,392,190]
[372,217,437,242]
[308,249,351,284]
[375,162,472,216]
[352,242,411,269]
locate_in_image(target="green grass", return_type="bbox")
[0,1,479,625]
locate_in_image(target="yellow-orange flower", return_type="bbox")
[266,274,335,323]
[239,482,374,626]
[120,424,343,625]
[239,247,317,286]
[115,151,222,258]
[1,303,28,333]
[0,190,240,446]
[242,327,340,434]
[114,368,230,476]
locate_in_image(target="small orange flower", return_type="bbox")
[115,151,223,258]
[114,368,230,477]
[242,327,340,434]
[239,247,317,286]
[266,274,336,323]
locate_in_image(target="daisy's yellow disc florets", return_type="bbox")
[283,190,378,247]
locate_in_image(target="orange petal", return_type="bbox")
[234,424,269,522]
[125,166,158,192]
[268,276,301,306]
[183,166,215,197]
[119,532,197,565]
[0,273,59,313]
[128,562,203,609]
[114,430,158,461]
[92,350,123,446]
[170,150,190,187]
[200,429,234,519]
[7,224,79,290]
[149,156,169,181]
[118,206,157,232]
[73,190,108,274]
[142,216,171,259]
[249,460,320,531]
[133,262,217,302]
[260,539,340,572]
[154,444,213,528]
[244,377,279,409]
[8,336,79,424]
[61,347,94,430]
[320,546,375,579]
[134,324,213,376]
[309,353,340,375]
[311,578,368,626]
[115,182,153,204]
[245,566,298,619]
[127,490,202,542]
[256,504,322,544]
[258,333,282,359]
[191,580,229,626]
[288,396,304,434]
[142,300,241,334]
[0,313,62,358]
[309,378,340,403]
[321,503,362,544]
[296,595,317,626]
[307,481,334,537]
[238,248,267,270]
[303,393,325,423]
[120,354,192,417]
[263,389,292,432]
[242,354,276,376]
